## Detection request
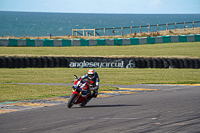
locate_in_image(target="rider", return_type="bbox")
[80,69,99,98]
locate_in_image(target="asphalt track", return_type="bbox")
[0,84,200,133]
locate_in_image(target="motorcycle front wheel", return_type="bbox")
[67,93,77,108]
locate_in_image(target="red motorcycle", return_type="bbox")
[67,75,92,108]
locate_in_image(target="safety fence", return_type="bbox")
[1,34,200,47]
[0,56,199,69]
[72,21,200,36]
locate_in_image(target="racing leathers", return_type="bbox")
[81,72,99,98]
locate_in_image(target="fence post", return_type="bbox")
[94,29,96,37]
[192,21,194,30]
[113,27,115,36]
[121,27,123,36]
[184,22,186,31]
[157,24,159,32]
[166,23,168,31]
[148,25,150,33]
[72,28,74,36]
[83,29,85,36]
[139,26,141,33]
[175,23,177,31]
[104,28,106,36]
[130,26,132,34]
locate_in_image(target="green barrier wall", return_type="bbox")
[147,37,155,44]
[195,34,200,42]
[26,39,35,46]
[80,39,89,46]
[43,39,54,47]
[62,39,71,46]
[1,34,200,47]
[179,35,187,42]
[162,36,171,43]
[97,39,106,46]
[130,38,139,45]
[114,39,123,45]
[9,39,18,46]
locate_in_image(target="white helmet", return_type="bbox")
[88,69,95,80]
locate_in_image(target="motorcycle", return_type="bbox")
[67,75,92,108]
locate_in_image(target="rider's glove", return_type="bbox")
[90,86,98,91]
[94,86,98,90]
[72,85,78,89]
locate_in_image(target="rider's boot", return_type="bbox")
[79,93,91,107]
[93,90,98,98]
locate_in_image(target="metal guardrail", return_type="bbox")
[72,21,200,37]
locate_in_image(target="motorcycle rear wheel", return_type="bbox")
[67,93,77,108]
[79,97,90,107]
[79,101,87,107]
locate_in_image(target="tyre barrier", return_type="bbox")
[0,56,200,69]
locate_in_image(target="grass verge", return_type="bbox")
[0,84,118,102]
[0,68,199,85]
[0,68,199,102]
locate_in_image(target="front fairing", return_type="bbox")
[71,86,89,104]
[71,77,90,104]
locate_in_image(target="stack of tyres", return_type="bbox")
[193,59,200,68]
[167,59,173,68]
[176,59,183,68]
[134,58,140,68]
[0,56,200,69]
[48,57,54,68]
[53,57,60,67]
[146,58,153,68]
[36,57,43,68]
[136,58,143,68]
[1,57,7,68]
[188,59,195,68]
[140,58,147,68]
[167,58,177,68]
[183,59,189,68]
[7,57,14,68]
[30,57,37,68]
[152,59,158,68]
[162,58,170,68]
[24,57,31,68]
[198,59,200,68]
[41,57,48,68]
[19,57,25,68]
[156,59,163,68]
[13,57,20,68]
[59,57,67,67]
[0,57,2,68]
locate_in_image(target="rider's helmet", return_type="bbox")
[88,69,95,80]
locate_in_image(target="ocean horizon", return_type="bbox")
[0,11,200,37]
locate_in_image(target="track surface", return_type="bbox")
[0,84,200,133]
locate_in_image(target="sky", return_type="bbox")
[0,0,200,14]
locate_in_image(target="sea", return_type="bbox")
[0,11,200,37]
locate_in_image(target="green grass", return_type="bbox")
[0,84,118,102]
[0,42,200,58]
[1,68,199,102]
[0,84,71,102]
[0,68,199,85]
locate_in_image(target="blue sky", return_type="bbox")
[0,0,200,14]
